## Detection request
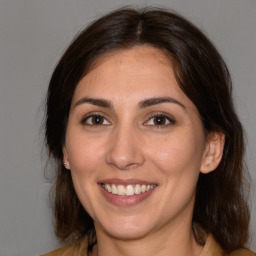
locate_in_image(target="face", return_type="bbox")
[63,46,214,240]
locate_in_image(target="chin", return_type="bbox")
[95,215,152,240]
[106,226,150,240]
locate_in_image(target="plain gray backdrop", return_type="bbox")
[0,1,255,255]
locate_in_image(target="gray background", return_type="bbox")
[0,1,255,255]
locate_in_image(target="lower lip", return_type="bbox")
[99,184,156,207]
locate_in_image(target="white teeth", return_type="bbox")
[134,184,141,194]
[102,183,155,196]
[111,184,117,194]
[117,185,126,196]
[125,185,134,196]
[146,185,151,191]
[106,184,112,192]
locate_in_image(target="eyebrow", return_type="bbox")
[74,97,113,108]
[139,97,186,110]
[73,96,185,110]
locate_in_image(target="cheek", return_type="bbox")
[66,132,106,176]
[66,134,105,217]
[147,129,205,175]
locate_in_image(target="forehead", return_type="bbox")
[71,46,194,110]
[92,46,173,69]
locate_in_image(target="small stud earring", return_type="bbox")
[207,163,212,167]
[63,161,70,169]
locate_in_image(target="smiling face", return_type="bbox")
[63,46,220,241]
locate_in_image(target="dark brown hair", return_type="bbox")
[45,7,250,251]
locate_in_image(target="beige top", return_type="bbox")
[41,234,255,256]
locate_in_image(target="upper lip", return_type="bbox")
[98,178,157,186]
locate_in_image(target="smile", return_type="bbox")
[101,183,156,196]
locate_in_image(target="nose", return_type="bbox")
[106,124,145,170]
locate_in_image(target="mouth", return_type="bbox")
[101,183,156,196]
[98,179,157,206]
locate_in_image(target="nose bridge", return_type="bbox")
[106,121,144,170]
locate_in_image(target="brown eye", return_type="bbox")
[145,114,175,127]
[83,115,111,126]
[153,116,168,125]
[91,116,104,125]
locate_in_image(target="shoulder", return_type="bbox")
[40,238,88,256]
[201,234,255,256]
[229,249,255,256]
[40,244,75,256]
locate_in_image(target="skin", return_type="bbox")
[63,46,224,256]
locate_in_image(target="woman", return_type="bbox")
[42,7,255,256]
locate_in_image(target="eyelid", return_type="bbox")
[144,112,176,126]
[80,112,111,126]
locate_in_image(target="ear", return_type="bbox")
[200,132,225,174]
[62,146,70,170]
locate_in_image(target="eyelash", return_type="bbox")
[80,112,176,128]
[81,113,111,127]
[144,112,176,128]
